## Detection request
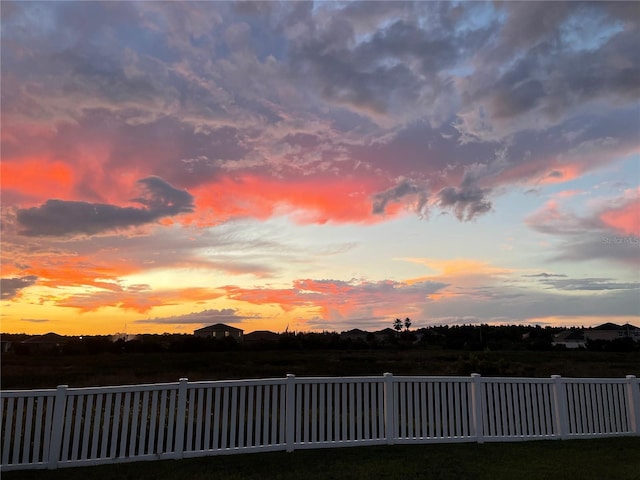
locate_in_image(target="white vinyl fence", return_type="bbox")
[1,374,638,471]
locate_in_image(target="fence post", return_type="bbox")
[551,375,569,439]
[471,374,484,444]
[383,373,395,445]
[47,385,68,469]
[285,374,296,452]
[174,378,189,459]
[626,375,639,435]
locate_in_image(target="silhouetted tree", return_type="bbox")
[393,318,403,334]
[404,317,412,331]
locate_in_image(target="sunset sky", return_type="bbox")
[1,1,639,336]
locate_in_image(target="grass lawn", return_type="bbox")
[4,437,640,480]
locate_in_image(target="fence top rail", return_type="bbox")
[187,377,287,388]
[559,378,633,385]
[66,382,180,395]
[479,377,555,384]
[0,388,57,398]
[393,375,473,383]
[294,375,385,385]
[1,374,636,397]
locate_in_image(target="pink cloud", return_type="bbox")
[599,197,640,237]
[221,278,448,321]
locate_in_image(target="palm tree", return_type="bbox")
[404,317,412,332]
[393,318,403,334]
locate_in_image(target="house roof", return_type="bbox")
[592,322,623,331]
[21,332,67,344]
[340,329,368,337]
[375,328,398,335]
[592,323,639,331]
[194,323,243,333]
[244,331,279,341]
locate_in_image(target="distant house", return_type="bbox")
[373,328,398,342]
[194,324,243,341]
[585,323,640,342]
[20,332,68,354]
[340,329,368,342]
[244,330,279,345]
[552,330,586,349]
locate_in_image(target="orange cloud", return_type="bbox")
[221,277,448,322]
[223,285,318,312]
[55,286,224,313]
[190,174,400,226]
[404,258,512,279]
[20,254,135,291]
[1,158,75,202]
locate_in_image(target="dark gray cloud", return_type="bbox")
[437,185,492,221]
[522,273,568,278]
[457,2,639,141]
[1,275,38,299]
[496,2,572,53]
[286,5,470,123]
[372,178,428,216]
[17,177,194,237]
[422,284,640,322]
[551,235,640,265]
[537,277,640,291]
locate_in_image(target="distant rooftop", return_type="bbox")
[194,323,243,333]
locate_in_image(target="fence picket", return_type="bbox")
[204,388,215,451]
[61,396,74,461]
[166,390,176,453]
[81,395,93,460]
[303,384,309,443]
[311,384,318,443]
[119,392,131,458]
[279,384,286,445]
[262,385,270,446]
[238,387,246,448]
[357,383,363,441]
[446,382,453,438]
[231,387,239,448]
[33,397,45,463]
[129,392,140,458]
[271,385,278,445]
[148,391,158,455]
[319,384,326,442]
[12,398,24,465]
[212,388,221,450]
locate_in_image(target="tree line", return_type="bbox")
[3,323,638,356]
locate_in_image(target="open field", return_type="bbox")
[3,437,640,480]
[2,349,639,389]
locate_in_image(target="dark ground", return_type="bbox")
[2,349,638,389]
